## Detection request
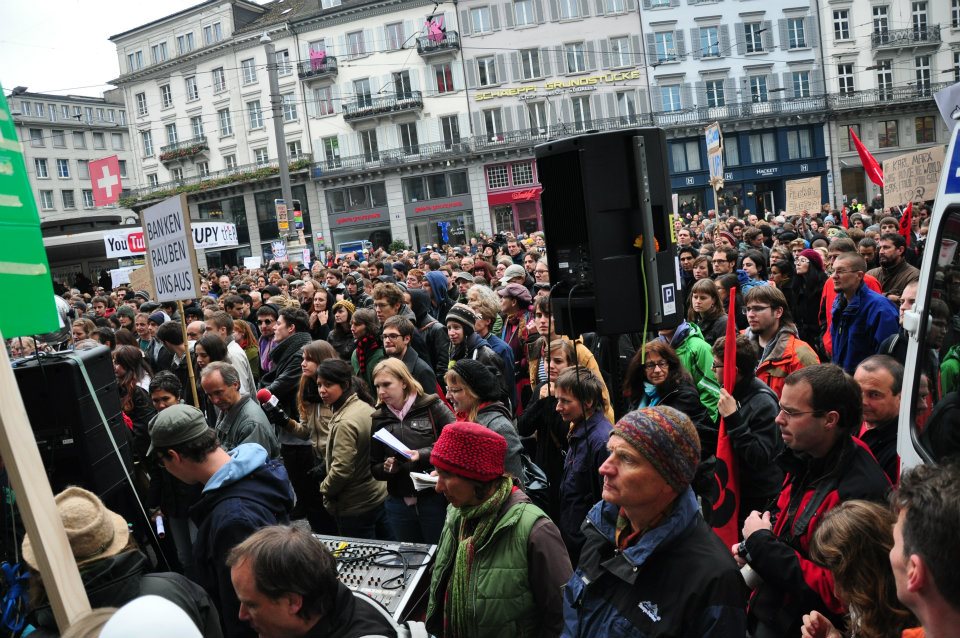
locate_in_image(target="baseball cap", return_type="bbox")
[147,404,211,457]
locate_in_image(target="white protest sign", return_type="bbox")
[141,195,200,302]
[109,266,138,287]
[882,146,946,205]
[934,82,960,133]
[784,177,822,216]
[272,240,288,262]
[243,256,262,270]
[192,222,238,249]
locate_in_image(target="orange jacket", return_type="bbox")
[749,325,820,398]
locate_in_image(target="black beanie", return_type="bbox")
[453,359,500,402]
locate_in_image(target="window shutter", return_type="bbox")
[504,2,515,28]
[805,16,818,48]
[516,105,530,129]
[549,0,560,21]
[560,99,572,124]
[425,66,437,93]
[535,0,546,22]
[723,78,735,105]
[606,92,617,117]
[504,107,515,131]
[782,72,794,98]
[719,25,730,57]
[510,51,521,80]
[540,47,552,75]
[337,34,347,57]
[735,23,745,56]
[768,72,780,91]
[466,60,478,88]
[690,29,701,59]
[645,33,656,63]
[600,39,610,69]
[651,86,663,112]
[626,0,637,10]
[695,80,707,106]
[586,42,598,70]
[670,0,679,8]
[762,21,774,51]
[491,5,501,30]
[496,54,507,84]
[642,0,651,8]
[595,0,605,16]
[810,68,825,94]
[409,68,421,92]
[579,0,591,18]
[591,93,603,120]
[778,19,788,50]
[631,36,642,65]
[452,62,465,91]
[460,10,472,35]
[555,47,567,73]
[472,112,484,136]
[404,20,416,44]
[364,28,376,53]
[681,83,693,108]
[675,30,686,58]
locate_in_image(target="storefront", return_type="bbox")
[255,184,317,259]
[197,194,250,269]
[325,181,393,253]
[402,170,473,250]
[483,160,542,234]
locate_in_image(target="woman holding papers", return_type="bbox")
[370,358,455,543]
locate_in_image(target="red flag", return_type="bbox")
[841,206,849,228]
[710,287,740,547]
[849,129,884,188]
[899,202,913,248]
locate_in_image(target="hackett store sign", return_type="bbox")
[475,69,642,101]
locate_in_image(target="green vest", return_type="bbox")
[427,499,545,638]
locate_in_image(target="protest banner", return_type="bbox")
[882,146,945,205]
[140,195,200,303]
[784,177,822,216]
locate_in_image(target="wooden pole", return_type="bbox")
[177,300,199,408]
[0,332,90,631]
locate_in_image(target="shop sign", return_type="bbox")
[475,86,538,101]
[754,166,780,178]
[331,210,386,226]
[474,70,642,102]
[404,196,469,216]
[487,187,543,206]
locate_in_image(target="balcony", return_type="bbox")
[297,56,338,82]
[871,25,941,49]
[416,31,461,58]
[159,136,209,163]
[828,81,950,111]
[342,91,423,122]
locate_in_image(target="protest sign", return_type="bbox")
[141,195,200,302]
[784,177,822,216]
[882,146,945,205]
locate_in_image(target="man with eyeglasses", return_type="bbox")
[712,247,737,277]
[372,282,432,368]
[381,315,438,396]
[830,252,899,374]
[255,304,280,375]
[819,238,883,360]
[734,364,889,638]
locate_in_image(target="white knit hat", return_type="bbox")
[99,596,202,638]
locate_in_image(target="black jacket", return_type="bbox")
[857,418,899,485]
[517,385,566,519]
[303,583,398,638]
[259,331,312,419]
[328,327,356,361]
[725,376,783,501]
[400,347,441,396]
[696,314,728,347]
[410,289,450,382]
[640,380,716,459]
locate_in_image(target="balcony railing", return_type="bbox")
[297,56,339,81]
[828,81,950,110]
[871,25,941,48]
[159,136,209,162]
[416,31,461,56]
[342,91,424,121]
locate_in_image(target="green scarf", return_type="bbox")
[446,476,513,638]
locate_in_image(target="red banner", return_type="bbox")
[850,129,884,188]
[899,201,913,248]
[711,287,740,547]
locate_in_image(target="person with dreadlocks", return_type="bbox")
[425,422,572,638]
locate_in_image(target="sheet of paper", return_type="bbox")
[410,472,439,491]
[372,428,413,459]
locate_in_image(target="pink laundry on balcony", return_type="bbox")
[309,48,327,70]
[426,19,445,43]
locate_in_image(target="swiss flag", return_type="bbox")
[89,155,122,206]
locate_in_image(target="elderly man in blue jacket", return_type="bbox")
[561,406,746,637]
[830,252,900,374]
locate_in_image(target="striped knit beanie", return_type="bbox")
[612,406,701,493]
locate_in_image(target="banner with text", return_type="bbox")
[784,177,822,216]
[882,146,946,206]
[104,222,238,258]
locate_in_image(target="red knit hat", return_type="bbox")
[431,422,506,481]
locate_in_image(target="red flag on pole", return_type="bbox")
[710,287,740,547]
[849,129,885,188]
[898,201,913,248]
[841,206,849,229]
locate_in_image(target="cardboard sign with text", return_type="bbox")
[128,265,156,297]
[784,177,822,216]
[882,146,945,205]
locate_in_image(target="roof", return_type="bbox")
[109,0,266,41]
[232,0,312,35]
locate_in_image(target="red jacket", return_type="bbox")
[748,324,820,398]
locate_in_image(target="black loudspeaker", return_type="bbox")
[12,346,138,522]
[536,128,682,336]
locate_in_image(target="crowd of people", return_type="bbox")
[7,204,960,638]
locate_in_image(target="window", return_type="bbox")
[282,93,298,122]
[916,116,935,144]
[190,116,204,139]
[749,132,777,162]
[435,62,455,93]
[160,84,173,109]
[61,105,69,119]
[610,37,631,68]
[876,60,893,98]
[61,190,75,209]
[287,141,302,159]
[111,132,124,150]
[912,2,927,35]
[749,76,768,103]
[35,159,48,178]
[322,136,341,167]
[241,58,258,84]
[529,101,548,131]
[39,190,54,210]
[78,160,89,179]
[954,0,960,28]
[520,49,541,79]
[119,110,126,125]
[833,9,849,40]
[654,32,676,62]
[724,138,740,166]
[661,85,682,112]
[218,108,233,135]
[606,0,626,13]
[483,108,503,138]
[393,71,413,99]
[359,129,379,161]
[699,26,720,58]
[839,124,860,152]
[399,122,419,154]
[84,107,93,123]
[151,42,168,64]
[354,79,372,107]
[170,167,183,181]
[224,154,237,170]
[441,115,461,146]
[197,161,210,177]
[176,32,195,55]
[71,131,84,149]
[247,100,264,129]
[916,55,931,93]
[838,64,854,95]
[565,42,586,73]
[478,56,498,86]
[956,51,960,83]
[276,49,292,76]
[787,129,813,158]
[135,92,147,116]
[617,91,638,123]
[705,79,725,107]
[57,159,70,178]
[515,0,535,26]
[254,148,269,165]
[185,76,199,101]
[487,165,509,189]
[347,31,366,56]
[48,104,57,121]
[213,67,227,92]
[203,22,222,45]
[29,129,43,147]
[512,162,534,185]
[386,22,404,50]
[559,0,580,19]
[82,190,94,209]
[571,96,592,130]
[165,124,178,146]
[745,22,764,53]
[873,6,889,41]
[19,101,31,116]
[73,106,81,120]
[52,130,66,147]
[792,71,810,98]
[878,120,898,148]
[470,6,492,33]
[142,130,154,156]
[670,141,701,172]
[34,104,45,119]
[127,50,144,71]
[117,160,127,178]
[147,174,159,187]
[314,87,335,116]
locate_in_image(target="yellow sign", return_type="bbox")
[474,69,643,101]
[475,87,538,101]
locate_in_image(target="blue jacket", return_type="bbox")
[830,282,899,373]
[558,411,612,560]
[190,444,294,638]
[562,489,747,638]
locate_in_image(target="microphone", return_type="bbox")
[256,389,290,430]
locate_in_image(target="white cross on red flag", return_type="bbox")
[89,155,122,206]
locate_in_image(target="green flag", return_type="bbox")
[0,85,58,337]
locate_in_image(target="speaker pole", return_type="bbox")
[177,300,200,408]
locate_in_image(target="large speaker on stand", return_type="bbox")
[536,128,682,337]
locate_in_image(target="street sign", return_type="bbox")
[141,194,200,302]
[275,198,289,231]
